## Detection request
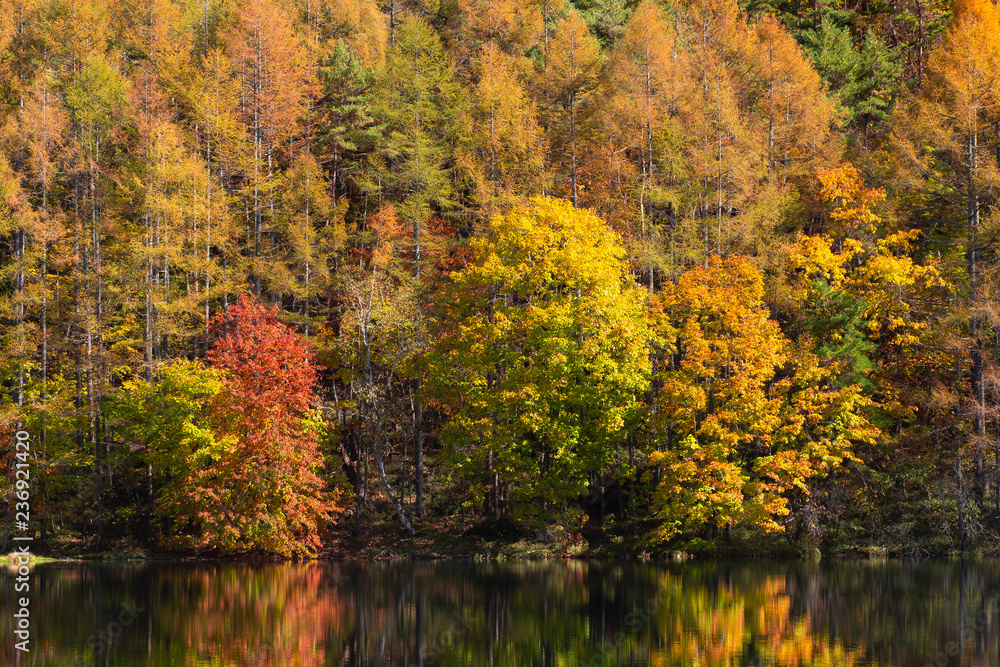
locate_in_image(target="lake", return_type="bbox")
[2,558,998,665]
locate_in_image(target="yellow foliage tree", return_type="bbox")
[429,196,650,527]
[817,162,886,247]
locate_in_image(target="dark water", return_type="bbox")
[1,558,999,666]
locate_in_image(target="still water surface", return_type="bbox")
[2,558,999,666]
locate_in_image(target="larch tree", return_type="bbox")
[2,69,68,409]
[186,46,246,319]
[63,51,129,549]
[0,156,32,410]
[375,15,467,265]
[683,0,766,261]
[603,0,694,287]
[274,152,345,334]
[542,9,602,208]
[750,16,833,183]
[224,0,307,297]
[896,0,1000,527]
[467,42,545,215]
[141,120,223,356]
[457,0,544,54]
[299,0,387,69]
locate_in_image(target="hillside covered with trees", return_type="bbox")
[1,0,997,558]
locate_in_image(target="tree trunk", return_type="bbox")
[968,128,986,513]
[414,378,425,517]
[570,89,578,207]
[376,441,416,535]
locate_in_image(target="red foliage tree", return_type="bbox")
[206,294,339,555]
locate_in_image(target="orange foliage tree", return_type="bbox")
[648,256,873,544]
[205,295,340,555]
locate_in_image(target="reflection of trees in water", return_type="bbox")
[646,560,1000,667]
[3,560,1000,665]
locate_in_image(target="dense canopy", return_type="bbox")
[0,0,995,557]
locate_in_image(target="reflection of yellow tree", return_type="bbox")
[650,573,867,667]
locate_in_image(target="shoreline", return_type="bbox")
[8,531,998,565]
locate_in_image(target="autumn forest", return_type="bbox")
[0,0,996,558]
